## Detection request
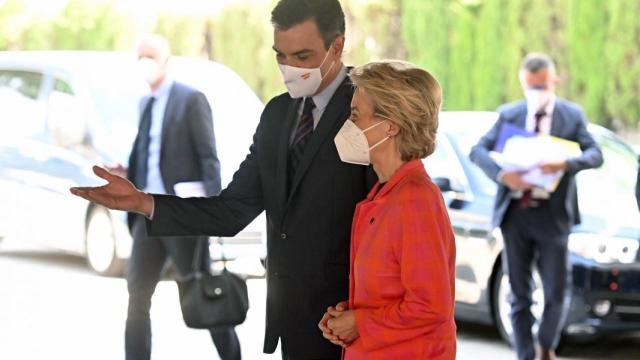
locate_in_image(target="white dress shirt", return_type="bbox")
[509,95,557,199]
[525,95,556,135]
[140,78,174,195]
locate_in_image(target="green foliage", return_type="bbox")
[1,0,638,129]
[567,0,607,124]
[401,0,640,128]
[472,0,503,109]
[603,0,640,129]
[155,13,206,57]
[445,1,474,110]
[0,0,133,51]
[402,0,449,90]
[209,0,284,101]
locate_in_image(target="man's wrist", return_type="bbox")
[138,192,154,219]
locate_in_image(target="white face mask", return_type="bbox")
[278,47,335,99]
[524,88,553,112]
[137,57,163,85]
[334,119,390,166]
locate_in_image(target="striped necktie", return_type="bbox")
[289,97,316,177]
[133,96,155,189]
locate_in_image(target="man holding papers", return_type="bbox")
[470,53,603,360]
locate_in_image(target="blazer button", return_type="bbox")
[280,233,287,239]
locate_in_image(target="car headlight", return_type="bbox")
[568,233,639,264]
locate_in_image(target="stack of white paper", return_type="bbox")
[490,135,581,192]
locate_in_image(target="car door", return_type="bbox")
[1,71,94,253]
[32,75,96,253]
[0,69,48,243]
[423,134,485,304]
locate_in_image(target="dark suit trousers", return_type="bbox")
[280,347,340,360]
[126,216,241,360]
[501,201,571,360]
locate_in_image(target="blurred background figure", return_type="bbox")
[470,53,603,360]
[123,34,239,360]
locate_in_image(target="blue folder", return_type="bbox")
[494,123,535,153]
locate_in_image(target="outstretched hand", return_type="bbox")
[70,166,154,217]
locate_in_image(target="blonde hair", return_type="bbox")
[349,60,441,161]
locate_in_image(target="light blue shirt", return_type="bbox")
[140,78,174,194]
[290,65,348,143]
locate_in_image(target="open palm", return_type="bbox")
[70,166,150,215]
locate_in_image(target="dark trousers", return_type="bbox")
[126,216,241,360]
[279,336,341,360]
[280,348,340,360]
[501,202,571,360]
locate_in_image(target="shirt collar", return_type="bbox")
[527,93,556,117]
[150,77,174,100]
[309,65,348,112]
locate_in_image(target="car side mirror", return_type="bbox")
[434,177,456,193]
[433,176,470,208]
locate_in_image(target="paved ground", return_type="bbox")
[1,246,639,359]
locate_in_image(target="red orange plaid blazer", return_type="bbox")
[346,159,457,359]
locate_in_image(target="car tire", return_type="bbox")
[85,207,126,277]
[492,265,546,346]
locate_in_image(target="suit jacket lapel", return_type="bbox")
[160,83,178,153]
[550,101,565,137]
[276,98,302,212]
[286,77,352,206]
[515,103,527,129]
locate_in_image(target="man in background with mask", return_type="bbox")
[470,53,603,360]
[70,2,376,359]
[122,34,240,360]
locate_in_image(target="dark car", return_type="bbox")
[425,111,640,344]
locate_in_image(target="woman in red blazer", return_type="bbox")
[319,61,456,359]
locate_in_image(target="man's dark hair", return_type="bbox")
[271,0,346,49]
[520,52,556,74]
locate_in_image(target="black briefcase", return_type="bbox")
[176,239,249,329]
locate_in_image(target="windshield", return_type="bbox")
[447,128,498,196]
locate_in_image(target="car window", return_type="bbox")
[0,70,46,139]
[47,78,90,148]
[577,132,639,226]
[0,70,42,99]
[53,77,74,95]
[424,135,469,192]
[447,130,498,196]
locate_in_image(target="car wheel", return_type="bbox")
[492,265,545,345]
[86,207,125,277]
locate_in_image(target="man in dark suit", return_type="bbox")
[71,2,375,359]
[123,34,240,360]
[470,53,603,360]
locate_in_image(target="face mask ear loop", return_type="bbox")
[369,136,390,151]
[362,120,385,133]
[319,42,336,81]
